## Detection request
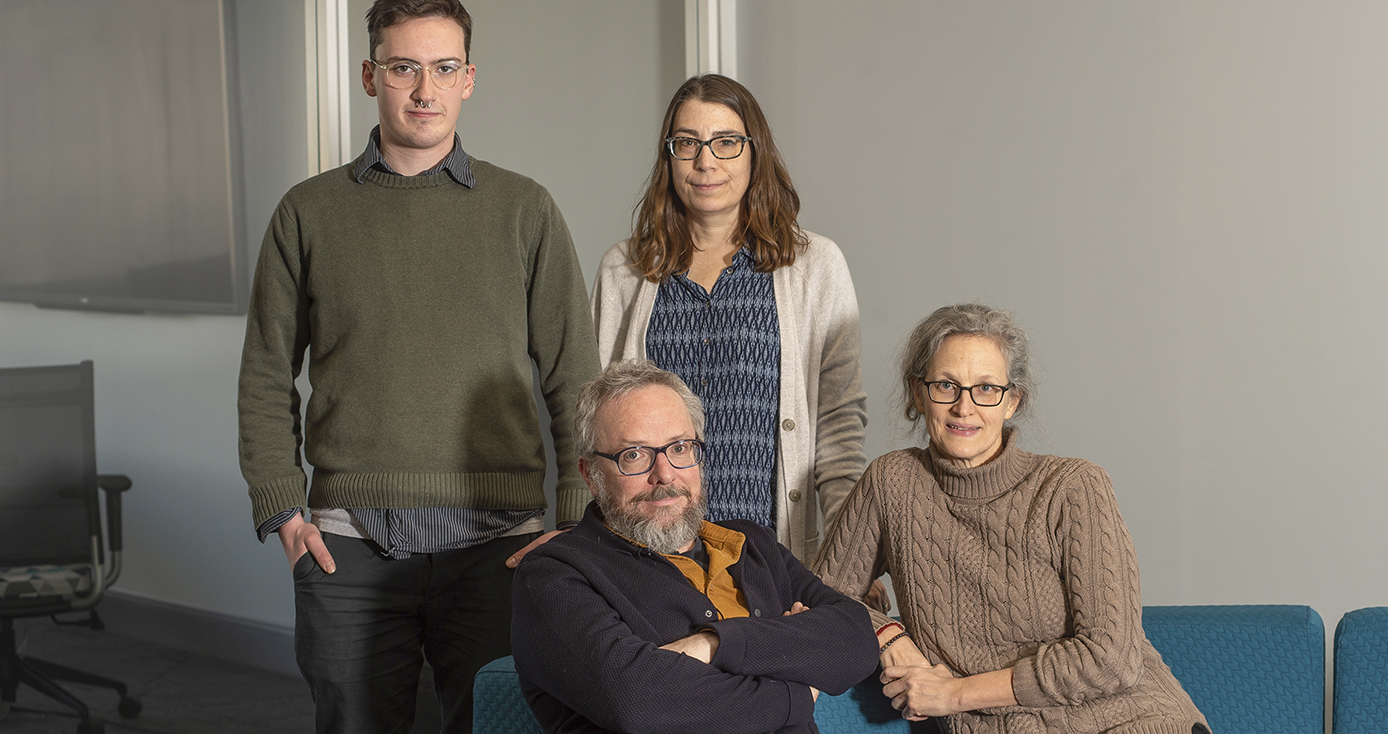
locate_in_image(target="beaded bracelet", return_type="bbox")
[879,631,910,653]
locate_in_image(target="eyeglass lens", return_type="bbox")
[927,382,1007,407]
[377,60,465,90]
[615,440,703,474]
[668,137,747,160]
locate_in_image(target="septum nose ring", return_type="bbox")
[416,100,432,109]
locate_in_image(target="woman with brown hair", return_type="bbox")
[591,74,868,566]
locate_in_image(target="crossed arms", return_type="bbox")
[511,526,878,734]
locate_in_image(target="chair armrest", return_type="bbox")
[97,474,131,552]
[98,474,132,492]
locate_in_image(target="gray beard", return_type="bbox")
[593,473,707,555]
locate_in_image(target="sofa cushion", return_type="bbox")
[1144,604,1324,734]
[1332,606,1388,734]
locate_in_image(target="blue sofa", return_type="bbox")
[475,604,1329,733]
[1332,606,1388,734]
[474,656,542,734]
[1142,605,1324,734]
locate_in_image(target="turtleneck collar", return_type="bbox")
[925,426,1036,500]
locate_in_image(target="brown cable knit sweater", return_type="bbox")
[813,429,1208,734]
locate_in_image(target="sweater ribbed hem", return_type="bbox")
[556,489,592,527]
[309,470,547,511]
[1105,719,1207,734]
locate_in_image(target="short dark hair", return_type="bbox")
[366,0,472,61]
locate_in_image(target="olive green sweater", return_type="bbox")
[237,158,598,529]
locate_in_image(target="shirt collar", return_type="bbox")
[729,246,755,269]
[672,246,757,293]
[352,125,475,187]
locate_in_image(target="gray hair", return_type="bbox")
[572,360,706,460]
[899,303,1035,429]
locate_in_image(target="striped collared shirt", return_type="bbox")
[351,124,476,187]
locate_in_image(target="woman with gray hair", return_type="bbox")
[814,304,1208,734]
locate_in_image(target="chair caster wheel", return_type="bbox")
[118,696,142,718]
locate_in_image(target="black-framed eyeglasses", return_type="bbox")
[665,135,752,160]
[593,439,705,476]
[368,57,469,90]
[921,380,1013,407]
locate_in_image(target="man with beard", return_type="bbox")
[510,361,879,734]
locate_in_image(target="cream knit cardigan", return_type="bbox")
[590,231,867,561]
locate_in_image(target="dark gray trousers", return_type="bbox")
[293,531,537,734]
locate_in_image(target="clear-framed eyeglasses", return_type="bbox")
[593,439,705,476]
[921,380,1013,407]
[665,135,752,160]
[368,58,469,90]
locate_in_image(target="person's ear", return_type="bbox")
[578,457,599,498]
[909,377,928,416]
[457,64,475,101]
[1003,390,1020,421]
[362,59,379,97]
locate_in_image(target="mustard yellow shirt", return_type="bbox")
[606,520,751,619]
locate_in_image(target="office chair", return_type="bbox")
[0,361,140,734]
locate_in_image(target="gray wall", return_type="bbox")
[347,0,686,281]
[0,0,682,630]
[739,0,1388,631]
[1,0,1383,649]
[0,0,311,626]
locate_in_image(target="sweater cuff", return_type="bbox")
[249,471,308,528]
[1009,654,1047,708]
[701,621,744,674]
[786,681,816,728]
[867,609,898,633]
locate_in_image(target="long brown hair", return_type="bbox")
[629,74,807,282]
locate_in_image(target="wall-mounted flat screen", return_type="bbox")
[0,0,246,314]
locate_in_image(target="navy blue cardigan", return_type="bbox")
[511,502,879,734]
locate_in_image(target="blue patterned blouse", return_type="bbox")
[646,247,780,528]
